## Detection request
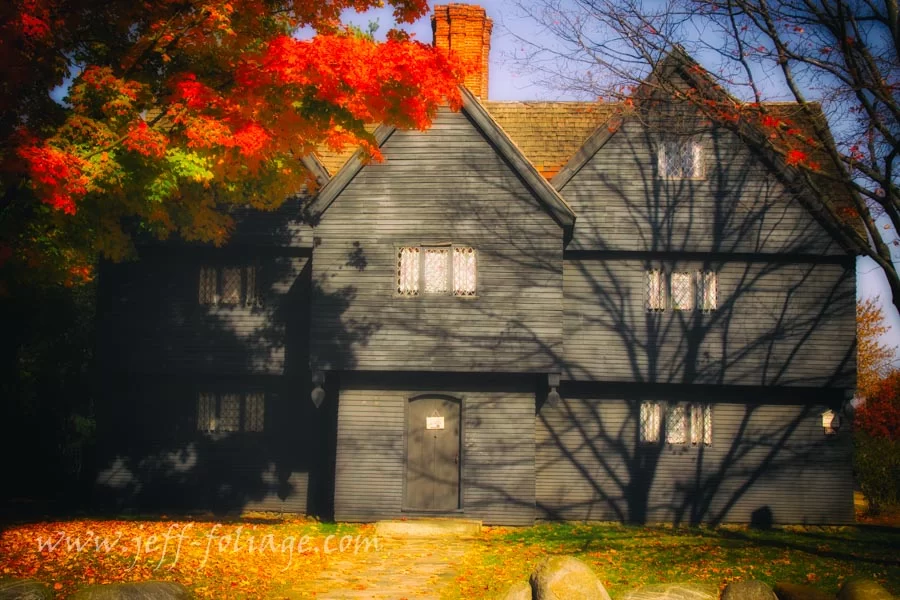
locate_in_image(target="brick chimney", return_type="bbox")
[432,4,493,99]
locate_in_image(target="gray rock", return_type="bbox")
[773,582,835,600]
[529,555,612,600]
[500,580,533,600]
[0,580,52,600]
[837,578,894,600]
[69,581,192,600]
[723,580,777,600]
[620,583,718,600]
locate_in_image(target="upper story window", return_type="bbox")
[397,245,477,297]
[646,270,718,312]
[199,265,260,307]
[642,401,712,446]
[197,391,265,433]
[658,138,704,179]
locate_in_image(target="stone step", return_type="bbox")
[374,518,482,537]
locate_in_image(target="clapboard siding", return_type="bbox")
[536,390,854,524]
[563,258,856,387]
[98,249,308,376]
[559,119,843,255]
[334,382,536,525]
[310,107,564,373]
[94,374,325,514]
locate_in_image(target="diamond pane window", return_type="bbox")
[197,393,216,431]
[689,403,712,446]
[647,270,665,311]
[245,392,265,432]
[199,267,217,304]
[219,393,241,432]
[453,247,477,296]
[640,402,661,443]
[659,139,704,179]
[700,271,718,312]
[671,272,694,311]
[666,404,687,444]
[397,247,420,296]
[221,268,241,304]
[423,248,450,294]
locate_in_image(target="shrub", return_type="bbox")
[854,372,900,513]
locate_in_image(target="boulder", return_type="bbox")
[620,582,718,600]
[69,581,192,600]
[773,582,835,600]
[723,581,777,600]
[500,580,533,600]
[837,578,894,600]
[0,580,52,600]
[529,556,612,600]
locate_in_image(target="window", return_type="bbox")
[699,271,718,312]
[658,138,704,179]
[396,245,477,297]
[690,403,713,445]
[199,265,260,306]
[662,403,712,446]
[666,404,687,444]
[640,402,662,443]
[671,272,694,311]
[646,270,665,311]
[197,392,265,432]
[646,270,719,312]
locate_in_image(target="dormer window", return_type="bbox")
[658,138,704,179]
[396,245,477,297]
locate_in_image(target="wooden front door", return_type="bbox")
[405,396,460,511]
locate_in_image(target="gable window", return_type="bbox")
[396,245,477,297]
[646,270,665,311]
[658,139,704,179]
[640,402,662,443]
[699,271,718,312]
[671,272,694,311]
[197,391,265,433]
[664,403,712,446]
[199,265,260,307]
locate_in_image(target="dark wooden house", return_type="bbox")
[95,3,857,525]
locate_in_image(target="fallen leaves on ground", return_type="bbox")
[0,517,367,598]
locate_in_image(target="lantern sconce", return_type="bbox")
[311,371,326,409]
[547,373,561,408]
[822,409,841,436]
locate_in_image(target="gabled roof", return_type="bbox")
[308,88,577,229]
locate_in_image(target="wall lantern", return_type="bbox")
[311,371,326,409]
[822,409,841,436]
[547,373,561,408]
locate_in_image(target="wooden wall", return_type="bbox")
[536,387,854,524]
[332,374,536,526]
[558,119,845,256]
[562,258,856,387]
[310,108,564,373]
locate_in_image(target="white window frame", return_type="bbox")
[658,138,705,180]
[395,244,477,298]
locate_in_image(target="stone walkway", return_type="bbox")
[278,536,473,599]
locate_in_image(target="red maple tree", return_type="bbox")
[0,0,464,288]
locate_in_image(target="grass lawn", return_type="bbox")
[448,522,900,599]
